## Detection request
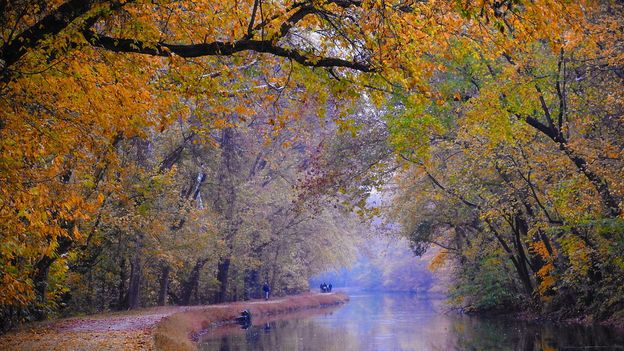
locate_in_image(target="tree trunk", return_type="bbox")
[213,126,238,304]
[31,235,72,319]
[244,269,259,299]
[180,258,209,305]
[126,233,143,310]
[512,214,535,295]
[486,220,534,296]
[157,264,170,306]
[126,252,141,309]
[117,257,126,310]
[215,258,231,303]
[270,243,282,288]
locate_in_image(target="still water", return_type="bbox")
[198,293,624,351]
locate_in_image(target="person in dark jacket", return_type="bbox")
[262,282,270,300]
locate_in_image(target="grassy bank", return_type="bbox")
[154,292,349,351]
[0,292,348,351]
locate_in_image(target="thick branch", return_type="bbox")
[535,85,556,132]
[556,48,566,132]
[247,0,261,38]
[81,0,371,71]
[558,142,621,217]
[1,0,100,68]
[522,114,560,141]
[82,32,374,72]
[517,113,620,217]
[278,5,316,38]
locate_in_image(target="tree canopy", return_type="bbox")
[1,0,623,330]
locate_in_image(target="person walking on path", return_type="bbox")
[262,282,271,300]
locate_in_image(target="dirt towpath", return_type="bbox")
[0,306,198,351]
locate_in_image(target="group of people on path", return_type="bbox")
[320,282,332,293]
[262,281,334,300]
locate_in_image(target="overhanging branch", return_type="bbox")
[82,31,374,72]
[1,0,99,68]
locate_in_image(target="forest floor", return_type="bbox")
[0,292,348,351]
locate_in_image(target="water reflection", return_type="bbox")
[198,293,624,351]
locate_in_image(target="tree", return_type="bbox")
[1,0,377,325]
[383,0,623,317]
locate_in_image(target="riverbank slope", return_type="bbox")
[0,292,348,351]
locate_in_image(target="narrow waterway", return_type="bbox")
[198,292,624,351]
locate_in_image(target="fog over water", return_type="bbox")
[310,234,449,295]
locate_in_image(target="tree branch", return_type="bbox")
[246,0,261,38]
[534,85,556,132]
[556,48,566,132]
[82,31,374,72]
[2,0,100,68]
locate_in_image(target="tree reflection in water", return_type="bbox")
[199,293,624,351]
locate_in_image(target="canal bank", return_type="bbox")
[0,292,348,351]
[154,292,348,351]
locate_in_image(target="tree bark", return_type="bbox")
[126,255,141,309]
[117,257,126,310]
[126,234,143,310]
[179,258,209,305]
[512,214,536,295]
[215,258,231,303]
[1,0,99,68]
[213,126,238,303]
[157,264,170,306]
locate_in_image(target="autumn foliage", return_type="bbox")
[0,0,367,330]
[385,0,624,319]
[0,0,623,332]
